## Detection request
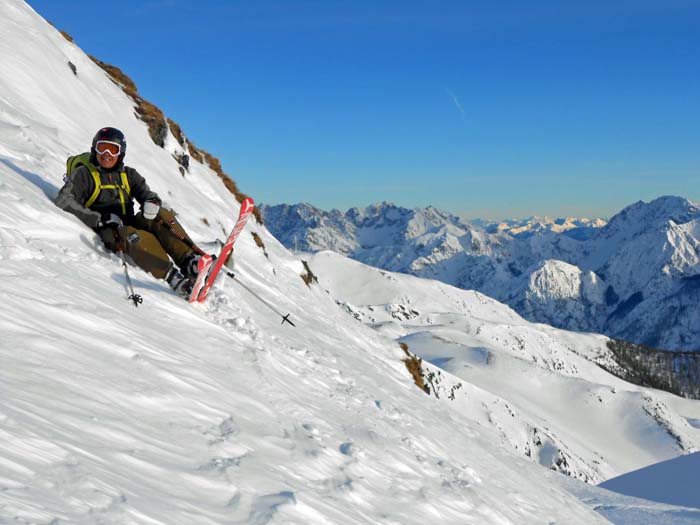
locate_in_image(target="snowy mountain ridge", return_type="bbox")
[2,1,700,523]
[262,198,700,351]
[474,215,607,237]
[260,201,605,252]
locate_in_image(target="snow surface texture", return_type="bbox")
[307,252,700,523]
[0,1,699,523]
[308,252,700,476]
[599,452,700,509]
[549,467,700,525]
[261,198,700,351]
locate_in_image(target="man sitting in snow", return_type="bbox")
[55,126,200,297]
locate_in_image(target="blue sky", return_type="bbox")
[30,0,700,219]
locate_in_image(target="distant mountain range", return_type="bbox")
[261,196,700,351]
[472,215,607,238]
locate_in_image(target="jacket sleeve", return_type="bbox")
[127,167,161,206]
[54,166,102,228]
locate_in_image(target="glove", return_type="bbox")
[97,212,123,229]
[142,198,160,221]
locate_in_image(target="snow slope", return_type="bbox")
[308,251,700,481]
[549,469,700,525]
[599,452,700,509]
[0,1,626,523]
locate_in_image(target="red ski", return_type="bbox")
[188,254,213,303]
[193,197,255,303]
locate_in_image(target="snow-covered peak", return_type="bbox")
[597,196,700,243]
[586,197,700,301]
[345,202,466,238]
[260,201,474,255]
[508,259,608,332]
[524,259,606,304]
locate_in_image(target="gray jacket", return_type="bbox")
[55,164,159,228]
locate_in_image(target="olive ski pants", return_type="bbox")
[99,208,194,280]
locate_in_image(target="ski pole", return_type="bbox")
[114,229,143,307]
[158,215,292,324]
[223,271,295,327]
[158,218,209,257]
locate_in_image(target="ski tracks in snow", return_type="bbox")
[194,290,456,523]
[194,297,364,522]
[197,295,501,524]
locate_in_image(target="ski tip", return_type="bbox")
[242,197,255,212]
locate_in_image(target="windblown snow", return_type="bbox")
[1,1,700,523]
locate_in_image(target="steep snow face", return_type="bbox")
[582,197,700,301]
[260,202,477,255]
[0,2,629,523]
[264,198,700,351]
[591,210,700,299]
[595,197,699,245]
[591,200,700,349]
[261,203,360,253]
[308,251,700,485]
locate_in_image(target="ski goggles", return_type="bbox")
[95,140,122,156]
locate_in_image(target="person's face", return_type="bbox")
[96,150,118,169]
[94,140,121,169]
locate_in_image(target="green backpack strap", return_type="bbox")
[66,152,101,207]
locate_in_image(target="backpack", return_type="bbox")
[65,152,132,214]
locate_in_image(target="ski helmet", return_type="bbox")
[91,127,127,165]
